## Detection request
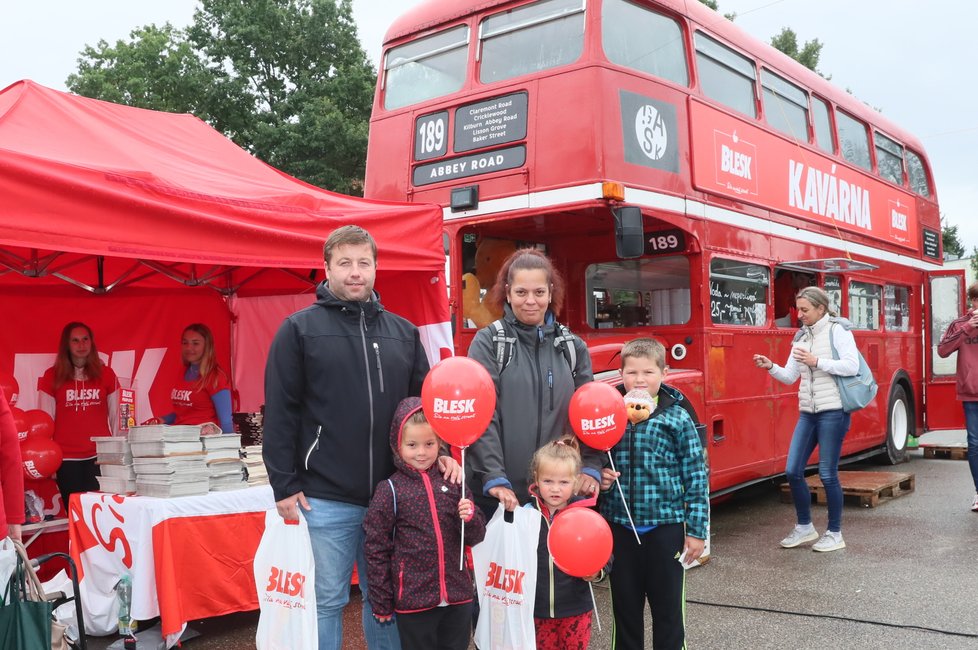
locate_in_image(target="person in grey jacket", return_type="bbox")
[467,248,602,513]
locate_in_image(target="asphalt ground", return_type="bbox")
[84,447,978,649]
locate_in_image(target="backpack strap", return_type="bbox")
[491,319,517,373]
[828,322,840,361]
[553,323,578,377]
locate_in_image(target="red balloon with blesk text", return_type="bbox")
[548,508,613,578]
[10,408,27,442]
[0,372,18,406]
[21,437,63,480]
[568,382,626,451]
[421,357,496,448]
[20,409,55,442]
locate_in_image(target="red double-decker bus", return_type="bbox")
[364,0,965,493]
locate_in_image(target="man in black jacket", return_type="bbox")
[264,225,448,649]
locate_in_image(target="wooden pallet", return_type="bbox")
[921,445,968,461]
[779,471,915,508]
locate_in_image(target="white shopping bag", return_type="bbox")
[254,510,318,650]
[472,504,541,650]
[0,537,15,596]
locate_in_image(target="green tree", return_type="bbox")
[970,246,978,278]
[769,27,824,75]
[943,222,965,259]
[67,0,375,195]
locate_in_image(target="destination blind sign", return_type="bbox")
[413,145,526,186]
[454,92,528,153]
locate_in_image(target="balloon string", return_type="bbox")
[460,446,466,572]
[607,451,641,545]
[589,583,601,632]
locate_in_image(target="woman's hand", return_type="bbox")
[752,354,773,370]
[437,455,462,485]
[599,468,620,491]
[458,498,475,521]
[577,474,599,496]
[791,347,818,368]
[374,614,393,623]
[488,486,519,511]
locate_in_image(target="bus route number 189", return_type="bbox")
[415,112,448,161]
[645,229,686,256]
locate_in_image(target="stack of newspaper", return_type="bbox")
[128,424,210,497]
[92,436,135,494]
[241,445,268,486]
[202,433,247,491]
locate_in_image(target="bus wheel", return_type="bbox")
[883,385,910,465]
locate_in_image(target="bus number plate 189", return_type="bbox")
[415,111,449,161]
[645,229,686,255]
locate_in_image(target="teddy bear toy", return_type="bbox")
[461,238,516,328]
[624,389,656,425]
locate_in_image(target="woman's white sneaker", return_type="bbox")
[971,493,978,512]
[780,524,819,548]
[812,531,845,552]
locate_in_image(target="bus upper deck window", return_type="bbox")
[875,131,905,185]
[695,33,757,118]
[906,149,931,198]
[761,69,808,142]
[836,110,872,171]
[384,25,469,110]
[602,0,688,86]
[479,0,585,85]
[812,96,835,154]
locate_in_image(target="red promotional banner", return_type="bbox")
[0,288,232,421]
[690,100,920,252]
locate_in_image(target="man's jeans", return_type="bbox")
[304,498,401,650]
[962,401,978,492]
[785,409,851,533]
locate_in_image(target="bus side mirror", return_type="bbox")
[613,206,644,259]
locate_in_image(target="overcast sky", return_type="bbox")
[2,0,975,250]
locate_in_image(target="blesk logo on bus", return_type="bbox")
[689,102,919,251]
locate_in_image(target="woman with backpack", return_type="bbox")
[752,286,860,553]
[466,248,602,515]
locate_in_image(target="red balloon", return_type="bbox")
[21,409,55,441]
[10,407,28,442]
[421,357,496,447]
[547,508,613,578]
[21,437,63,480]
[0,372,18,406]
[568,382,626,451]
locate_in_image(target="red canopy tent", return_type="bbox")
[0,80,451,419]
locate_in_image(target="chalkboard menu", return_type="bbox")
[922,228,940,260]
[709,260,769,326]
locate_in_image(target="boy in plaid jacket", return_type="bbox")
[599,338,708,650]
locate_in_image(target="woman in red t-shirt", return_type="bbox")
[150,324,233,434]
[38,322,118,506]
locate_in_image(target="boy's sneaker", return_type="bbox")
[812,531,846,552]
[971,494,978,512]
[780,524,818,548]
